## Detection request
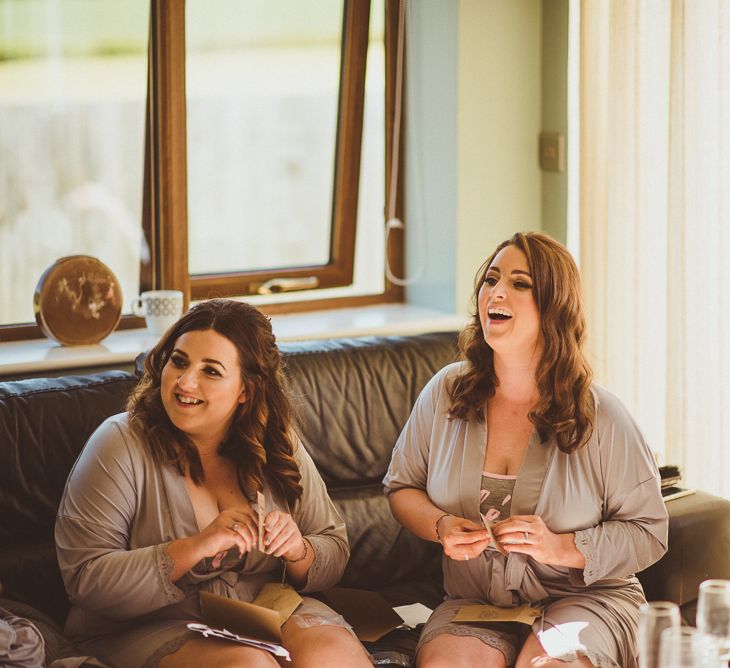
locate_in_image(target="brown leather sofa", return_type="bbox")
[1,331,729,665]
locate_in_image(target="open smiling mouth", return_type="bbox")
[175,393,203,405]
[488,308,513,321]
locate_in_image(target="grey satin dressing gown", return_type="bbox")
[383,362,668,668]
[56,414,349,668]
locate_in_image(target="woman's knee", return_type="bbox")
[158,638,279,668]
[526,660,595,668]
[281,623,371,667]
[417,635,508,668]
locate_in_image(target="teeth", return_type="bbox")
[177,394,202,405]
[488,307,513,317]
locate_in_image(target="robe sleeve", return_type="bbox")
[569,389,669,586]
[55,418,185,621]
[382,365,452,495]
[291,439,350,593]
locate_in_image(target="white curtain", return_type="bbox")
[579,0,730,496]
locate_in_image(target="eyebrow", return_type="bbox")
[487,267,533,278]
[171,348,227,370]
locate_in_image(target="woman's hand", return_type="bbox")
[263,509,306,560]
[198,507,259,559]
[438,514,491,561]
[492,515,586,568]
[167,506,259,581]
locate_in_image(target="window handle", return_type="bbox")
[256,276,319,295]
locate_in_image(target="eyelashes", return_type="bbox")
[169,354,187,368]
[168,356,220,377]
[483,276,532,291]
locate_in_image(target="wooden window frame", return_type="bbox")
[187,0,369,300]
[145,0,404,313]
[0,0,403,342]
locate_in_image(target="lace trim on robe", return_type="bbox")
[549,646,619,668]
[142,630,198,668]
[417,624,517,665]
[155,543,186,604]
[296,536,321,588]
[569,531,596,587]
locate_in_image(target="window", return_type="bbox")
[0,0,149,339]
[0,0,403,341]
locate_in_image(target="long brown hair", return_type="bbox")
[127,299,303,507]
[448,232,595,453]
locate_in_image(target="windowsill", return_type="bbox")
[0,304,466,377]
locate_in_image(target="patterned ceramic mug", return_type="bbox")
[132,290,183,336]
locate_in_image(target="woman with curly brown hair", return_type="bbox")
[56,299,371,668]
[384,233,668,668]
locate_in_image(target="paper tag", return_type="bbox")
[453,603,543,626]
[393,602,432,629]
[256,491,266,552]
[253,583,303,625]
[481,517,508,555]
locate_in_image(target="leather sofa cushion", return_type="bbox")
[280,333,459,487]
[0,372,138,547]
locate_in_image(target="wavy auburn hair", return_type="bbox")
[127,299,302,507]
[448,232,594,454]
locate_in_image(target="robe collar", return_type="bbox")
[459,417,556,521]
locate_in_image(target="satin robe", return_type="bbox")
[56,414,348,667]
[383,363,668,667]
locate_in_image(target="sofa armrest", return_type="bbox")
[638,490,730,606]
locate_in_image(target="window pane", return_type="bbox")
[0,0,148,326]
[245,0,387,306]
[185,0,343,275]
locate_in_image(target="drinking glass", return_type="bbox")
[658,626,720,667]
[638,600,681,668]
[697,579,730,663]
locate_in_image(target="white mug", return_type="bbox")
[132,290,183,336]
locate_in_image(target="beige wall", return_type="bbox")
[406,0,568,316]
[456,0,543,314]
[541,0,569,245]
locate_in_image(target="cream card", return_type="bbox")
[453,603,543,626]
[393,602,432,628]
[481,516,508,555]
[187,623,290,660]
[256,491,266,552]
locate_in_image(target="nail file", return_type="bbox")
[257,491,266,552]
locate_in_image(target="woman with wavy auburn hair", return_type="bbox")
[385,233,668,667]
[56,299,371,668]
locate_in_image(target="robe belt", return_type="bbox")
[205,570,264,604]
[493,553,550,605]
